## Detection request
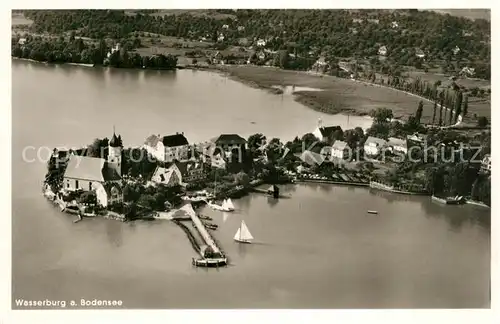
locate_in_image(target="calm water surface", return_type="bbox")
[12,60,490,308]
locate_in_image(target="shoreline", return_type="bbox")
[14,57,464,122]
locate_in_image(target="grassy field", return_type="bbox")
[220,65,432,119]
[11,13,33,26]
[218,65,491,123]
[427,9,490,21]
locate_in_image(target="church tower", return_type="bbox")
[108,128,123,177]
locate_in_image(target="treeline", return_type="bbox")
[11,34,177,69]
[21,10,490,78]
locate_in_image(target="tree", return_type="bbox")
[438,98,444,126]
[415,100,423,124]
[432,100,437,125]
[477,116,489,128]
[192,58,198,65]
[247,133,266,152]
[369,108,393,124]
[463,94,469,117]
[234,171,250,187]
[454,91,463,123]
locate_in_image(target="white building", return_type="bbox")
[143,133,190,163]
[481,154,491,173]
[107,43,121,58]
[256,39,266,47]
[18,38,27,45]
[331,140,351,160]
[415,48,425,58]
[391,21,399,28]
[218,34,225,42]
[62,131,123,207]
[313,119,342,142]
[378,45,387,56]
[364,136,387,156]
[453,46,460,55]
[387,137,408,154]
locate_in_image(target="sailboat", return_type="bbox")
[234,220,253,244]
[223,198,235,211]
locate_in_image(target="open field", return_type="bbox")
[220,65,428,119]
[426,9,490,21]
[11,13,33,26]
[218,65,491,123]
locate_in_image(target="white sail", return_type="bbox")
[226,198,235,211]
[221,199,228,210]
[234,220,253,242]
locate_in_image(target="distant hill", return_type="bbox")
[424,9,490,21]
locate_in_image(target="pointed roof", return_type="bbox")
[317,126,342,138]
[109,132,121,147]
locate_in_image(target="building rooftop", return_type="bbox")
[214,134,247,145]
[64,155,120,182]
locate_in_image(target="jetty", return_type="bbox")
[173,204,227,267]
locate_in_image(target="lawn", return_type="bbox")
[222,65,428,120]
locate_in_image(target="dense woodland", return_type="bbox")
[18,9,490,79]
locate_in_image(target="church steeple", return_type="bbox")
[108,126,122,177]
[109,125,121,148]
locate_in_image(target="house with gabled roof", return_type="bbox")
[313,119,342,142]
[364,136,387,156]
[415,48,425,58]
[378,45,387,56]
[143,133,190,162]
[331,140,351,160]
[387,137,407,154]
[151,164,183,187]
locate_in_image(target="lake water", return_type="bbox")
[11,60,490,309]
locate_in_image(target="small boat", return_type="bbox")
[367,210,378,214]
[234,220,254,244]
[223,198,235,211]
[432,195,464,205]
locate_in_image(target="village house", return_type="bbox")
[18,38,26,45]
[415,48,425,58]
[95,183,123,208]
[367,18,379,24]
[364,136,387,156]
[211,51,224,64]
[62,131,123,207]
[391,21,399,28]
[313,119,343,142]
[143,133,190,163]
[331,140,351,160]
[453,46,461,55]
[256,39,266,47]
[217,34,225,42]
[378,45,387,56]
[481,154,491,173]
[237,26,245,32]
[107,43,121,58]
[213,134,247,158]
[311,56,328,72]
[387,137,408,154]
[460,67,476,77]
[222,24,229,29]
[151,163,183,187]
[407,133,427,146]
[352,18,363,23]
